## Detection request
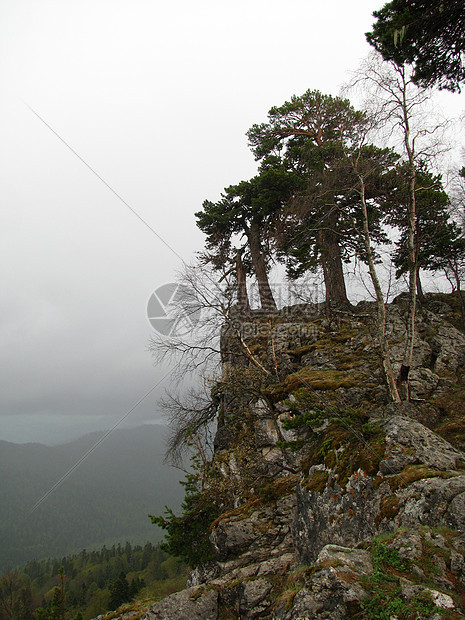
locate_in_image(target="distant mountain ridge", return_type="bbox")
[0,424,185,572]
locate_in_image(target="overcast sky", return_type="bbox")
[1,0,464,444]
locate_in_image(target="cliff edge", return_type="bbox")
[109,294,465,619]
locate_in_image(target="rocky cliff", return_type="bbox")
[104,294,465,619]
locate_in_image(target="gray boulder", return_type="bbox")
[141,586,218,620]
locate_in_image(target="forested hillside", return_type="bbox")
[0,541,187,620]
[0,426,184,572]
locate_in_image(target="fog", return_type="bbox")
[1,0,463,444]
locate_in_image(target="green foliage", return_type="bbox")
[50,567,66,620]
[150,502,216,568]
[196,162,303,309]
[360,588,440,619]
[280,389,354,444]
[150,457,219,567]
[0,571,33,619]
[360,542,440,619]
[366,0,465,91]
[245,89,398,305]
[247,90,366,162]
[4,541,185,620]
[282,398,334,434]
[371,542,410,576]
[388,163,464,286]
[196,165,302,257]
[108,571,130,610]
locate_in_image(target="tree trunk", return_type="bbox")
[318,224,349,307]
[357,171,400,402]
[398,160,417,401]
[235,251,252,320]
[248,221,277,311]
[395,65,419,402]
[416,267,425,304]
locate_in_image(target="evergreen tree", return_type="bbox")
[108,571,129,610]
[196,162,302,310]
[247,90,393,306]
[366,0,465,91]
[247,90,368,306]
[388,163,460,301]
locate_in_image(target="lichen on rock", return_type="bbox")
[130,297,465,619]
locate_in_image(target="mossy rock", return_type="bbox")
[388,464,459,491]
[301,419,386,486]
[305,470,329,493]
[375,494,401,526]
[282,367,363,392]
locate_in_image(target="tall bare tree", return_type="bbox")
[349,52,449,398]
[340,123,402,401]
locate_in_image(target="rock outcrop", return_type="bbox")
[107,295,465,619]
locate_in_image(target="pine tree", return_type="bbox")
[108,571,129,610]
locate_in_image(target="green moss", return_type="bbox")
[209,498,262,531]
[375,495,400,527]
[256,475,299,502]
[372,474,384,488]
[331,430,385,486]
[210,475,298,531]
[189,588,204,601]
[357,436,386,476]
[285,344,316,359]
[305,470,329,493]
[431,525,462,541]
[272,565,311,612]
[388,464,458,491]
[294,404,386,486]
[303,432,386,488]
[324,449,337,469]
[283,367,363,392]
[333,349,379,371]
